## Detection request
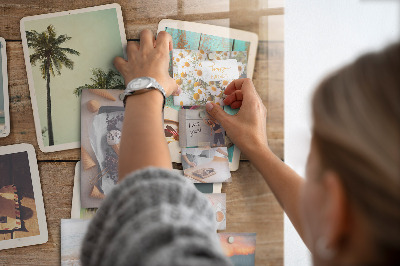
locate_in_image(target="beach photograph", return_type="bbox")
[61,219,91,266]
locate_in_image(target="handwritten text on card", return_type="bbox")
[198,59,239,81]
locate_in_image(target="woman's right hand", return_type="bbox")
[205,78,269,158]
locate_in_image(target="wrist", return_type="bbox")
[125,90,164,110]
[245,142,273,162]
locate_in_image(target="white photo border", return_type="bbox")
[20,4,127,153]
[0,143,48,250]
[0,37,10,137]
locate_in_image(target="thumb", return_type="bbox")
[205,102,231,127]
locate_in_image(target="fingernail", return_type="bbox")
[206,102,214,112]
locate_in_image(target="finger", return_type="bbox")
[139,29,155,52]
[224,78,256,96]
[172,85,182,96]
[223,90,243,106]
[230,100,242,109]
[156,31,172,52]
[205,102,231,127]
[126,41,139,59]
[113,56,127,73]
[165,78,179,97]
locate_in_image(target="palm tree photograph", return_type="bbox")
[21,6,125,152]
[26,25,80,146]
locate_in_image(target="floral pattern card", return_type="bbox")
[172,49,247,106]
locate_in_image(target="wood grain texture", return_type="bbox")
[0,1,284,265]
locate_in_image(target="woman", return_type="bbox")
[81,30,400,266]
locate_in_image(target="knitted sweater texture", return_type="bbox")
[80,167,232,266]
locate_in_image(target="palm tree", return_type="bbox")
[26,25,80,146]
[73,68,124,96]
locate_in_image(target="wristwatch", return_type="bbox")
[119,77,166,109]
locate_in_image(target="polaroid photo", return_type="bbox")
[179,108,226,148]
[61,219,91,265]
[0,143,48,250]
[182,147,231,183]
[179,107,240,171]
[0,37,10,137]
[20,4,127,152]
[205,193,226,230]
[218,233,257,266]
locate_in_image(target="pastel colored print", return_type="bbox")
[173,49,247,106]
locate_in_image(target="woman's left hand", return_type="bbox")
[113,29,179,97]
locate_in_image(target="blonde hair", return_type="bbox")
[312,43,400,264]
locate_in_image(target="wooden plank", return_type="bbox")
[0,2,283,40]
[223,161,283,265]
[166,27,202,49]
[198,34,234,52]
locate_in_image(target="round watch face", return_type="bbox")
[130,77,151,89]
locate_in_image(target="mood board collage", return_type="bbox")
[0,4,258,265]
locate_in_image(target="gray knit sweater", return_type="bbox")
[81,167,232,266]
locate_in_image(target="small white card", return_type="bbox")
[198,59,239,82]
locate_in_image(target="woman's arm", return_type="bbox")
[113,30,178,180]
[80,30,232,266]
[205,78,306,239]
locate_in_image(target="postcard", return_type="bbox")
[182,147,231,183]
[20,4,127,152]
[218,233,257,266]
[172,49,247,106]
[0,37,9,137]
[61,219,91,266]
[205,193,226,230]
[0,143,48,250]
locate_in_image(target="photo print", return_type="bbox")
[164,106,181,163]
[179,108,226,148]
[0,37,9,137]
[0,144,48,250]
[205,193,226,230]
[80,89,125,208]
[61,219,91,266]
[182,147,231,183]
[20,4,126,152]
[218,233,257,266]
